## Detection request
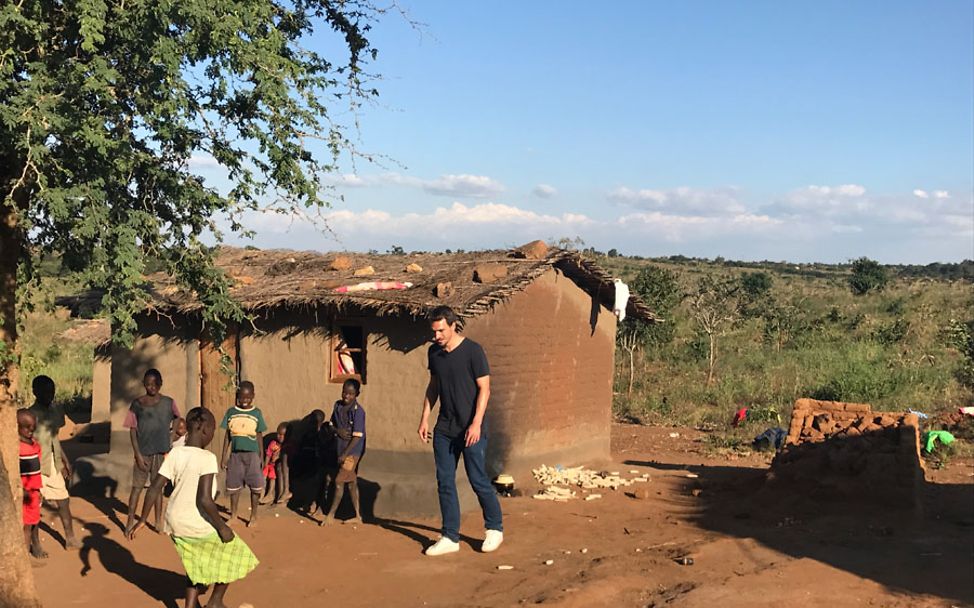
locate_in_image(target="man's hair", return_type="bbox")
[428,305,459,327]
[185,407,214,430]
[32,375,55,394]
[238,380,255,393]
[342,378,361,394]
[144,368,163,384]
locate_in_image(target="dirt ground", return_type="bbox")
[33,424,974,608]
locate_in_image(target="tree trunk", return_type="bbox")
[627,346,635,396]
[200,326,239,447]
[0,203,42,607]
[706,332,716,386]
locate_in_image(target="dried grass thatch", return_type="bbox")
[67,245,659,323]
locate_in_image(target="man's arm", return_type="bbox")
[464,375,491,447]
[417,374,438,442]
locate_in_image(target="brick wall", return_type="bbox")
[771,398,924,506]
[465,268,617,478]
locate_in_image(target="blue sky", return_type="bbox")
[215,1,974,263]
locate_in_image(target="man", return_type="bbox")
[417,306,503,556]
[28,375,81,549]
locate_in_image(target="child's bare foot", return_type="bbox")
[65,536,82,550]
[246,517,257,528]
[320,515,335,527]
[344,517,363,525]
[30,543,48,559]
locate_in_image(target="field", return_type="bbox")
[596,255,973,454]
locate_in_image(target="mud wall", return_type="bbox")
[466,268,617,482]
[771,398,924,505]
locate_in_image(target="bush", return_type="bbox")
[849,257,889,295]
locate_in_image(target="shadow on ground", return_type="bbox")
[625,456,974,605]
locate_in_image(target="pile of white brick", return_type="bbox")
[531,465,650,501]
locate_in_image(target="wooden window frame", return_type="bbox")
[329,321,367,385]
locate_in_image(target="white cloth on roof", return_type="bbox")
[613,279,630,322]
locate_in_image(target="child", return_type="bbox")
[171,417,188,448]
[27,375,80,549]
[261,423,288,505]
[323,379,366,525]
[127,407,258,608]
[220,381,267,527]
[124,368,180,533]
[19,409,45,558]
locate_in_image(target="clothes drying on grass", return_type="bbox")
[922,430,956,453]
[752,427,787,451]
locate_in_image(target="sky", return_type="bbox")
[210,1,974,263]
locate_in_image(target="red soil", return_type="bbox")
[32,424,974,608]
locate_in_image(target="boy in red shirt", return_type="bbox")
[18,408,45,558]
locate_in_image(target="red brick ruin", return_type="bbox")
[769,398,925,505]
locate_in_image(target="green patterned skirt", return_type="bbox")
[172,532,259,585]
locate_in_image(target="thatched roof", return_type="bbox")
[67,244,659,323]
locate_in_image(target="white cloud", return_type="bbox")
[608,186,747,217]
[341,172,505,199]
[934,190,951,199]
[533,184,558,199]
[187,154,221,169]
[421,174,505,198]
[913,189,929,199]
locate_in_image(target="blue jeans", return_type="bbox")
[433,432,503,542]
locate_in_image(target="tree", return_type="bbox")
[615,265,681,395]
[739,271,774,319]
[848,257,889,295]
[686,275,743,386]
[1,2,386,603]
[607,248,620,258]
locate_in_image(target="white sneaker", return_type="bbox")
[425,537,460,556]
[481,529,504,553]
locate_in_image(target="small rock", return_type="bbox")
[544,559,554,566]
[584,494,602,501]
[497,565,514,570]
[353,265,375,277]
[405,263,423,273]
[330,255,353,271]
[691,489,703,497]
[473,263,508,284]
[435,281,454,298]
[512,240,549,260]
[669,432,680,438]
[686,473,699,479]
[580,548,588,554]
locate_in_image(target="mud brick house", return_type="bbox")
[74,242,657,517]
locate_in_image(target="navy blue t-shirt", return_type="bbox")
[428,338,490,438]
[332,401,366,458]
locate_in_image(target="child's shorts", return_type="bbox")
[132,453,166,489]
[226,451,264,493]
[23,489,41,525]
[335,455,360,484]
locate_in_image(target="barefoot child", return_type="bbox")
[124,368,180,532]
[323,379,366,525]
[28,375,80,549]
[127,407,258,608]
[261,423,288,505]
[19,409,46,558]
[220,381,267,527]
